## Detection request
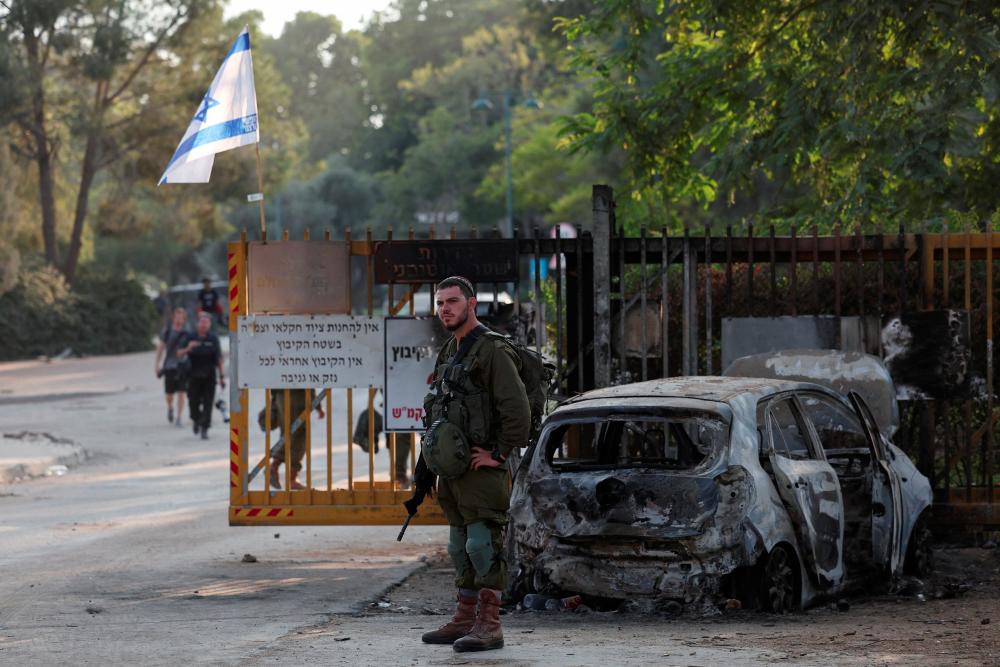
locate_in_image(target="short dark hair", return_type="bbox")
[437,276,475,299]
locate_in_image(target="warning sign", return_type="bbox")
[237,315,383,389]
[384,317,447,431]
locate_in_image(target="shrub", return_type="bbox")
[0,265,156,361]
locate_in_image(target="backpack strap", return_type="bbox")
[448,324,488,369]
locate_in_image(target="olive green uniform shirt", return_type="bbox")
[434,332,531,526]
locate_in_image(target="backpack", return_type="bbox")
[486,332,553,442]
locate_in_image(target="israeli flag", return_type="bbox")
[159,27,259,185]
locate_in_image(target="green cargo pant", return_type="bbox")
[446,521,507,591]
[259,390,308,467]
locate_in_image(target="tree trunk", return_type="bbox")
[64,131,99,285]
[64,80,107,285]
[22,26,59,267]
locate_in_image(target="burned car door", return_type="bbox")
[762,396,845,587]
[797,391,901,579]
[848,391,905,574]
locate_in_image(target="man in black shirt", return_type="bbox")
[180,313,225,440]
[196,277,224,327]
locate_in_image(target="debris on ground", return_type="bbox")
[241,553,257,563]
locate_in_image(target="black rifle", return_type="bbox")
[398,454,436,541]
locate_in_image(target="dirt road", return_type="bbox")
[0,350,446,665]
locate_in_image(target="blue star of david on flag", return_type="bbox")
[159,27,259,185]
[193,94,219,122]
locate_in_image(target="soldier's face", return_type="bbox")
[435,286,475,332]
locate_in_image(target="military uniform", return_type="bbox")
[428,331,531,592]
[260,390,309,486]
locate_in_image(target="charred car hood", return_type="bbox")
[526,472,719,540]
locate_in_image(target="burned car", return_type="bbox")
[509,351,933,612]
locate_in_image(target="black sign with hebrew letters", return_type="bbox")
[372,239,519,284]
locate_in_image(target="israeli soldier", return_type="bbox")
[414,276,530,652]
[259,389,308,490]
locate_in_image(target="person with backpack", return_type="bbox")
[407,276,530,653]
[154,307,190,427]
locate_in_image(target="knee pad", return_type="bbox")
[465,521,496,576]
[447,525,468,567]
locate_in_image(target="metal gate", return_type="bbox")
[227,229,444,526]
[226,226,594,526]
[226,187,999,531]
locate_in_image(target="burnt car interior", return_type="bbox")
[772,393,887,578]
[545,415,723,471]
[799,393,889,576]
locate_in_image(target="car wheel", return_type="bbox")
[760,545,799,614]
[904,514,933,577]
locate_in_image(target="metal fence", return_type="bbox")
[225,187,999,530]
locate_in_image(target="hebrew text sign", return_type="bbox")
[238,315,383,388]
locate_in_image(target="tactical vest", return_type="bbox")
[420,327,497,478]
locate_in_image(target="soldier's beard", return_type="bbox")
[443,308,469,332]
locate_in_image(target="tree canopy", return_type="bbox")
[1,0,996,290]
[557,0,1000,230]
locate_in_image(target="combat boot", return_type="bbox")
[453,588,503,652]
[421,591,477,644]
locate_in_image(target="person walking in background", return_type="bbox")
[261,389,309,490]
[154,307,190,427]
[196,277,224,327]
[180,313,225,440]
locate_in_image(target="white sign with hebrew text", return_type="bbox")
[237,315,383,388]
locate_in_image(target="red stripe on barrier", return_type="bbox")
[230,462,239,475]
[230,442,239,455]
[229,286,238,299]
[227,251,234,260]
[232,427,239,436]
[267,508,281,517]
[288,510,294,517]
[234,508,241,515]
[229,264,238,279]
[247,508,261,517]
[230,480,236,487]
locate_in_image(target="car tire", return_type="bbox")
[904,513,933,577]
[759,544,799,614]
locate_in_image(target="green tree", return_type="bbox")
[0,0,212,281]
[557,0,1000,229]
[261,12,368,164]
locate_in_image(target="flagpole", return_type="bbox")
[254,141,267,240]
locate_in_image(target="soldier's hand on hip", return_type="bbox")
[470,447,502,470]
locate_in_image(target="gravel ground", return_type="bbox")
[252,544,1000,666]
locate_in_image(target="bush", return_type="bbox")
[0,265,156,361]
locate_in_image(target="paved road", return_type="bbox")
[0,350,446,665]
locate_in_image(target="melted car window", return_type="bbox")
[769,399,812,460]
[546,416,724,470]
[799,394,868,453]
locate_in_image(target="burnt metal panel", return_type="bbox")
[721,316,878,370]
[881,310,972,399]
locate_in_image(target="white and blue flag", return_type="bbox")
[159,27,259,185]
